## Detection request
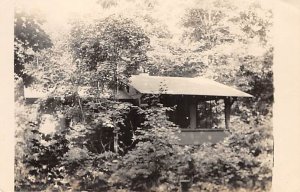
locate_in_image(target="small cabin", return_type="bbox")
[117,74,253,145]
[22,74,252,146]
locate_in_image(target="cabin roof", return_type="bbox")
[129,74,253,97]
[24,75,253,99]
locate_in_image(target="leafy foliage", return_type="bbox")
[14,10,52,86]
[192,117,273,191]
[69,15,150,88]
[110,104,180,191]
[15,0,273,191]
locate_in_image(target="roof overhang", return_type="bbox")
[128,74,253,98]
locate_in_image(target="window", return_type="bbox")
[196,100,225,129]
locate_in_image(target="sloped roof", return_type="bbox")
[129,74,253,97]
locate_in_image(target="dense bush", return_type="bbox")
[108,104,181,191]
[15,88,273,192]
[191,117,273,191]
[14,87,181,191]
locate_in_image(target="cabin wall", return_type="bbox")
[159,95,231,145]
[161,95,226,129]
[160,95,190,128]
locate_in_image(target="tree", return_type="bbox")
[69,15,150,88]
[14,10,53,86]
[180,0,273,117]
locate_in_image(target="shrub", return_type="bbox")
[109,105,181,191]
[191,117,273,191]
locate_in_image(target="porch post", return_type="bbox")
[224,97,233,129]
[189,97,197,129]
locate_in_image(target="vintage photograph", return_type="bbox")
[14,0,273,191]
